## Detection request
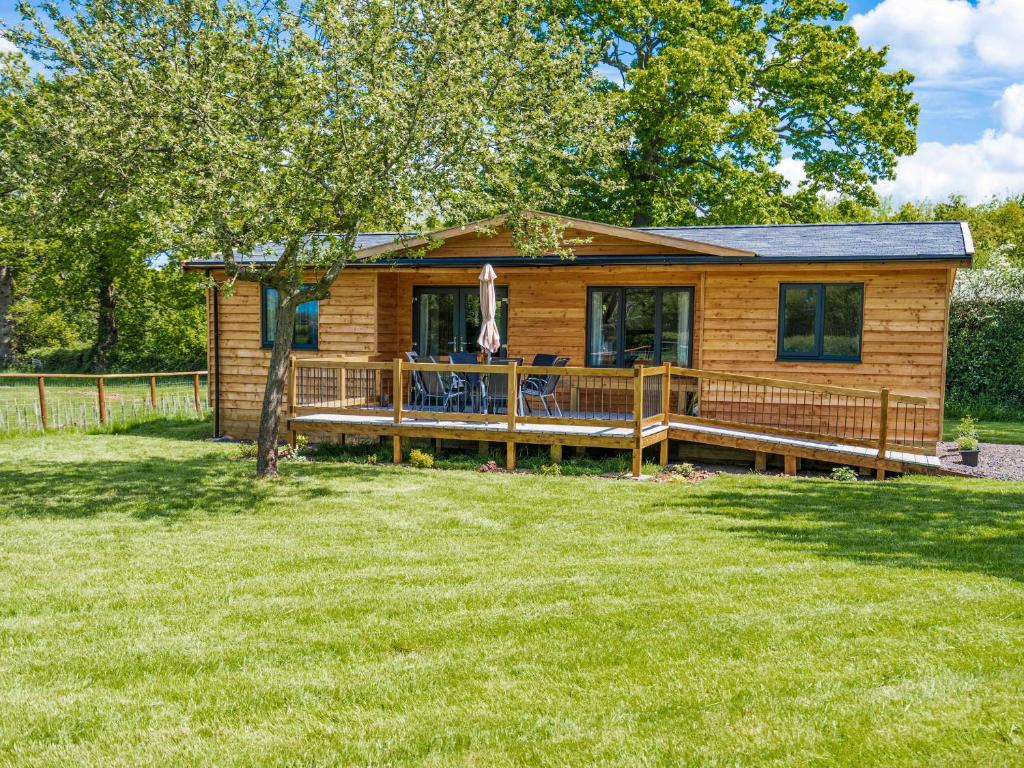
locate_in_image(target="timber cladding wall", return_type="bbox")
[209,260,953,445]
[212,271,378,439]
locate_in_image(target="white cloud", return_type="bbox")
[776,157,806,191]
[851,0,974,78]
[974,0,1024,71]
[0,36,17,55]
[876,130,1024,203]
[996,83,1024,133]
[852,0,1024,79]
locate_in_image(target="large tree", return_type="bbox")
[0,31,167,370]
[6,0,613,475]
[552,0,918,226]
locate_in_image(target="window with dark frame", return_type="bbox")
[261,286,319,350]
[586,287,694,367]
[411,286,509,357]
[777,283,863,362]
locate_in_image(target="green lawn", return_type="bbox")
[943,417,1024,445]
[1,424,1023,766]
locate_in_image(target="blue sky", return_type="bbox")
[3,0,1023,204]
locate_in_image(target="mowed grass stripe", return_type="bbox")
[0,424,1022,766]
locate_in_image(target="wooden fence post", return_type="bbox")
[506,360,517,470]
[876,388,890,480]
[506,361,518,432]
[631,365,644,477]
[192,372,202,415]
[393,358,403,424]
[661,362,671,425]
[37,376,48,430]
[149,375,158,410]
[877,388,890,459]
[288,357,298,417]
[97,376,107,425]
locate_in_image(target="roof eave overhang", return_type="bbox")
[183,253,973,271]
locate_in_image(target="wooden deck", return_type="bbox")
[286,358,945,479]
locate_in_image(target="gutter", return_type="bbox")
[183,252,974,271]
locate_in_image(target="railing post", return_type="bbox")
[192,372,202,415]
[661,362,671,426]
[37,376,48,430]
[97,376,107,425]
[149,375,158,410]
[632,365,644,429]
[877,388,890,460]
[506,360,517,471]
[506,361,517,432]
[288,356,297,417]
[631,366,644,478]
[393,358,403,424]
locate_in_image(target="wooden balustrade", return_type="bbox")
[669,366,930,455]
[288,357,934,461]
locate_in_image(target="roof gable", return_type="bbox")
[354,212,756,260]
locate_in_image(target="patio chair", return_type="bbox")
[449,352,484,411]
[405,351,428,408]
[416,355,466,412]
[482,357,524,414]
[519,356,569,416]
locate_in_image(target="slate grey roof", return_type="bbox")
[185,220,973,267]
[233,233,407,264]
[639,221,972,261]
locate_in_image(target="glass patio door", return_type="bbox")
[413,286,508,357]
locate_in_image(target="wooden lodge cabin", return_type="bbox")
[186,212,973,477]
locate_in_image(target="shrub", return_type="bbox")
[409,449,434,469]
[234,441,258,460]
[668,462,695,477]
[947,265,1024,417]
[955,415,979,442]
[538,462,562,476]
[957,436,979,451]
[830,466,858,482]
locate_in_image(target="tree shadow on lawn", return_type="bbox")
[674,478,1024,583]
[0,446,392,521]
[0,453,271,520]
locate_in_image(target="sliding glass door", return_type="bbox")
[587,286,694,367]
[413,286,508,357]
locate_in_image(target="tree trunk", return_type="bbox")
[95,261,118,371]
[256,291,298,478]
[0,265,12,367]
[628,141,660,228]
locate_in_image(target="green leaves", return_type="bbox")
[553,0,919,225]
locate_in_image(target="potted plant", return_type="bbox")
[955,415,980,466]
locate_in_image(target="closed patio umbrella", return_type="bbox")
[477,264,501,360]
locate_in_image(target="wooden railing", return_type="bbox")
[290,357,933,456]
[0,371,208,432]
[668,367,931,455]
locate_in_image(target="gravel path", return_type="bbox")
[939,441,1024,480]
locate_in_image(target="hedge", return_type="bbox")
[946,266,1024,419]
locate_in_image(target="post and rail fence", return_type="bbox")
[0,371,208,433]
[288,357,933,460]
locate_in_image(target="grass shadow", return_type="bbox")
[682,477,1024,583]
[0,451,268,520]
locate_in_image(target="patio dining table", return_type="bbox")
[446,356,523,415]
